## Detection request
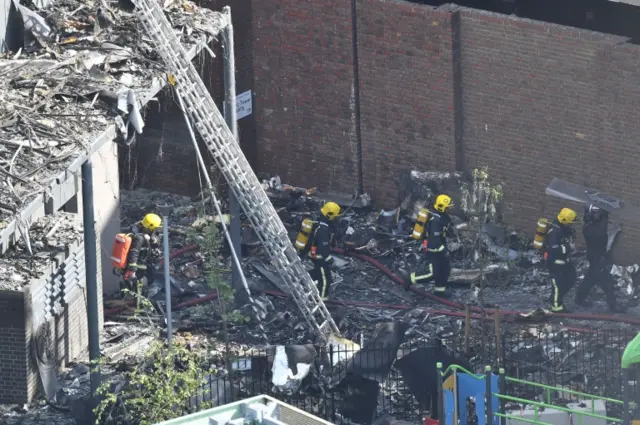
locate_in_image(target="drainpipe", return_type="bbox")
[222,6,244,304]
[81,160,101,407]
[158,204,173,346]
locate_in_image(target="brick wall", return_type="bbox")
[458,8,640,263]
[357,0,456,206]
[0,290,27,404]
[131,0,640,263]
[0,239,103,403]
[251,0,360,194]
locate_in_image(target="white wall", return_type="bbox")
[72,141,121,295]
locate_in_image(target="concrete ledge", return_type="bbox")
[0,39,209,254]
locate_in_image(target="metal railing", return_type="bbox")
[184,324,636,424]
[435,363,624,425]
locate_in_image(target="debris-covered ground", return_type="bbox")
[0,211,82,290]
[3,170,640,424]
[0,0,224,222]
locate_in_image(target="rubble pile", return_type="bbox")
[4,172,639,424]
[0,0,224,223]
[0,211,82,291]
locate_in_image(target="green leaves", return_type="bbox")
[93,342,214,425]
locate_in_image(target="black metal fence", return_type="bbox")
[190,324,637,424]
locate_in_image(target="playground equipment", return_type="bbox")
[622,332,640,425]
[435,364,626,425]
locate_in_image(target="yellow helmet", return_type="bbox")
[557,208,577,225]
[320,202,341,220]
[141,213,162,231]
[434,194,453,213]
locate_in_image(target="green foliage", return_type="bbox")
[93,342,214,425]
[459,166,504,222]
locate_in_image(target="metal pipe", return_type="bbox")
[498,368,506,425]
[486,365,493,425]
[158,206,172,345]
[222,6,243,302]
[81,160,101,405]
[436,362,444,422]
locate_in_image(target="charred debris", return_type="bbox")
[3,169,638,424]
[0,0,222,222]
[100,172,636,420]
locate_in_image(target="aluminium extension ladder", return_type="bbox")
[133,0,340,342]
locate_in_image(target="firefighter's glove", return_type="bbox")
[128,263,147,271]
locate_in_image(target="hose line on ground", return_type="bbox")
[106,244,640,326]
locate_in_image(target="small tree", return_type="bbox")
[94,342,213,424]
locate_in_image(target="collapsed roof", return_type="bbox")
[0,0,225,251]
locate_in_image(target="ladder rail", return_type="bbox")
[132,1,340,341]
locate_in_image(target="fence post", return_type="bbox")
[465,304,471,356]
[498,368,506,425]
[485,365,493,425]
[494,307,502,365]
[437,362,444,423]
[623,367,631,425]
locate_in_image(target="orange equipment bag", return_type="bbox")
[111,233,133,269]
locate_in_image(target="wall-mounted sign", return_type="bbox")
[236,90,252,120]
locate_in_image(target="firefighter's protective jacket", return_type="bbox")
[310,216,335,265]
[126,229,160,272]
[546,221,574,264]
[425,211,452,253]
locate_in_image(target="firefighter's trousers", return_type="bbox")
[575,256,616,308]
[311,260,333,299]
[548,261,576,312]
[410,251,451,293]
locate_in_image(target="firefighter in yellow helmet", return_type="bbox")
[309,202,341,300]
[406,194,454,296]
[123,213,162,293]
[545,207,578,312]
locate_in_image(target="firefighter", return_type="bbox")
[309,202,341,300]
[406,194,454,296]
[545,207,578,312]
[123,213,162,294]
[575,205,624,312]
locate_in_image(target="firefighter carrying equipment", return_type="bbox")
[533,218,550,250]
[557,207,577,225]
[412,208,430,240]
[434,194,453,213]
[142,213,162,231]
[295,218,317,252]
[111,233,133,269]
[321,202,341,220]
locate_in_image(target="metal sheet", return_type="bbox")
[545,178,624,212]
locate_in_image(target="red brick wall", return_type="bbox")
[251,0,360,194]
[357,0,456,206]
[459,8,640,263]
[131,0,640,263]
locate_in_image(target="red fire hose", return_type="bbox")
[331,247,640,326]
[105,243,640,326]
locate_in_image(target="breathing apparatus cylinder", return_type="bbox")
[412,208,430,240]
[295,218,315,251]
[533,218,550,250]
